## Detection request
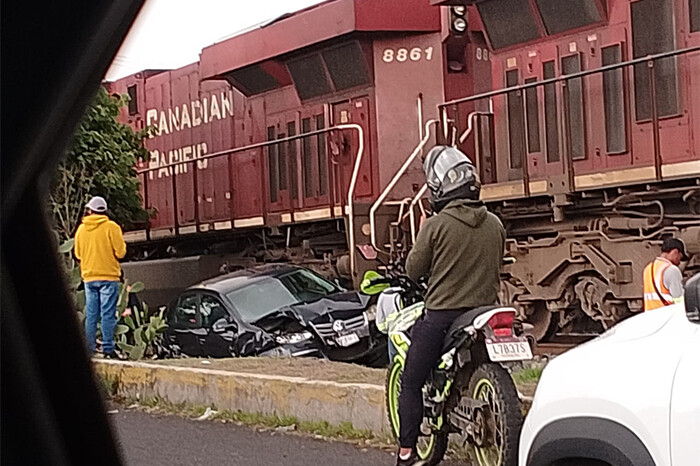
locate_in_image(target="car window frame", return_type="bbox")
[169,292,202,329]
[277,268,339,303]
[199,291,234,329]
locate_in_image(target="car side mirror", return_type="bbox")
[212,317,236,333]
[685,273,700,324]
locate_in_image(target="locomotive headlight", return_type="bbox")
[452,5,466,16]
[452,17,467,33]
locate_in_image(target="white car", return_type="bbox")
[519,274,700,466]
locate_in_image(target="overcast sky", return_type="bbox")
[106,0,325,81]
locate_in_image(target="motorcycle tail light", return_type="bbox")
[488,311,514,337]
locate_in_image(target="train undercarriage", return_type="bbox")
[125,176,699,343]
[380,178,700,341]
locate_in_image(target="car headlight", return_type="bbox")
[275,331,313,345]
[364,304,377,322]
[260,346,292,358]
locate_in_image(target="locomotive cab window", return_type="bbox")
[322,43,369,91]
[535,0,602,35]
[287,54,332,100]
[127,85,138,115]
[267,126,279,203]
[287,42,370,101]
[315,115,328,196]
[299,116,329,199]
[477,0,541,49]
[602,45,628,154]
[525,78,541,154]
[543,61,560,163]
[302,118,314,197]
[506,70,526,170]
[691,0,700,32]
[561,54,586,160]
[226,65,281,96]
[631,0,679,121]
[287,122,299,200]
[277,133,288,191]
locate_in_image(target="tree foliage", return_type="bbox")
[49,86,152,240]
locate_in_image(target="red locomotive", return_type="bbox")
[108,0,700,341]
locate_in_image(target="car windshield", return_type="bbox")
[225,269,337,323]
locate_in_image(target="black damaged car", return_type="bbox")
[160,264,387,366]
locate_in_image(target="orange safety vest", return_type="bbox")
[643,258,674,311]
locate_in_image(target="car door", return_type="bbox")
[670,326,700,466]
[198,293,237,357]
[164,292,205,357]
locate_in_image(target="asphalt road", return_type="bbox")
[111,409,407,466]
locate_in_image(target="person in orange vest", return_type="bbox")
[643,237,688,311]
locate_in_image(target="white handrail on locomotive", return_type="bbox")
[376,110,489,248]
[135,123,365,276]
[406,111,493,243]
[368,119,439,252]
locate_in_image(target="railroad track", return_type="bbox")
[532,334,597,356]
[532,342,576,356]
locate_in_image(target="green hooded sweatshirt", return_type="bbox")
[406,199,505,310]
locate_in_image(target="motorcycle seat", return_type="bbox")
[441,305,501,353]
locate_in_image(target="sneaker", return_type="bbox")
[396,451,427,466]
[103,351,124,360]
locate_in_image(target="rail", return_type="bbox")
[343,124,365,279]
[439,46,700,189]
[401,111,489,243]
[368,119,439,251]
[136,124,364,275]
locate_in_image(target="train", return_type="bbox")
[108,0,700,341]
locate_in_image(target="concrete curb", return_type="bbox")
[94,360,389,434]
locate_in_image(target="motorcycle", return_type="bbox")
[360,263,532,466]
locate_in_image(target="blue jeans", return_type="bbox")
[84,280,120,354]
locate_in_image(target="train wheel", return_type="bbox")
[528,302,558,342]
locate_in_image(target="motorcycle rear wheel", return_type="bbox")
[385,361,448,466]
[467,363,522,466]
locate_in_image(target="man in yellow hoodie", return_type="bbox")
[74,196,127,358]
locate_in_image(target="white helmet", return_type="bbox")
[423,145,480,212]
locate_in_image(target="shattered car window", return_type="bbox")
[279,269,337,303]
[225,278,298,323]
[172,294,200,327]
[201,295,228,328]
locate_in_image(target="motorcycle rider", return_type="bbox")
[396,146,505,465]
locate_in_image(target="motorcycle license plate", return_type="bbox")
[336,333,360,347]
[485,337,533,362]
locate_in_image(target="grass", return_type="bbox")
[99,373,120,398]
[512,367,543,385]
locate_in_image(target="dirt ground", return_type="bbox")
[149,357,541,396]
[152,357,388,385]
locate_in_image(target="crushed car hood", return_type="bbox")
[254,291,371,331]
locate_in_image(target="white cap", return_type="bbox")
[85,196,108,213]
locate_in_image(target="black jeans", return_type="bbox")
[398,309,465,449]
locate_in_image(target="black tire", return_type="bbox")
[385,362,449,466]
[467,363,523,466]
